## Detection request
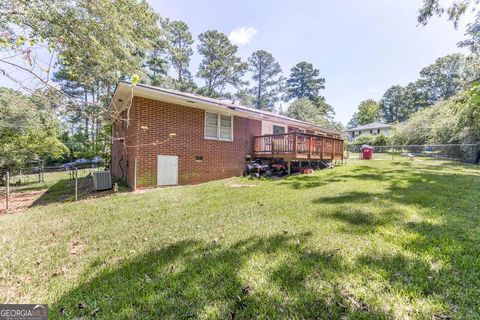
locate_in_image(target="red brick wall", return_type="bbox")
[111,96,262,187]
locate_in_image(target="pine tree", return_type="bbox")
[164,19,196,91]
[197,30,247,98]
[247,50,282,111]
[286,61,325,101]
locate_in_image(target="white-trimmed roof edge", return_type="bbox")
[107,81,344,136]
[345,122,392,132]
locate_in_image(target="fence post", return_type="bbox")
[6,172,10,211]
[74,169,78,201]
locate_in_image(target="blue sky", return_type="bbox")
[0,1,472,125]
[151,0,471,124]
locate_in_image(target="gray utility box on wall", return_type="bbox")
[92,170,112,191]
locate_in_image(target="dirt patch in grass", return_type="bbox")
[0,175,122,215]
[0,189,48,214]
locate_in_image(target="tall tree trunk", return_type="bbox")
[84,88,89,139]
[257,65,262,110]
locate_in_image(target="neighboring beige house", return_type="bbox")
[345,122,392,142]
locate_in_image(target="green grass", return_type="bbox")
[9,169,96,193]
[5,169,121,206]
[1,159,479,319]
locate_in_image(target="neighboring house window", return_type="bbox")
[205,112,233,141]
[377,129,380,134]
[370,129,373,134]
[273,125,285,134]
[352,132,355,138]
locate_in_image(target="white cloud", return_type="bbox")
[228,26,258,46]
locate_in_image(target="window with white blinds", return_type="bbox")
[205,112,233,141]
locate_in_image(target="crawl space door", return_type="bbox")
[157,155,178,186]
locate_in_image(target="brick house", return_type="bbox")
[108,82,344,188]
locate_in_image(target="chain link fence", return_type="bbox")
[345,144,480,163]
[1,166,107,213]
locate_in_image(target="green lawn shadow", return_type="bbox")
[51,233,396,319]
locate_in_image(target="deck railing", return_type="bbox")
[253,132,344,160]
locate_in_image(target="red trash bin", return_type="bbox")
[361,145,374,160]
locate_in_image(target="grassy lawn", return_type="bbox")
[8,169,99,193]
[0,169,122,212]
[0,159,479,319]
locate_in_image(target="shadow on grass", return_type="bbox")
[280,164,415,190]
[279,174,349,189]
[30,177,125,207]
[51,233,395,319]
[50,162,479,318]
[306,162,480,316]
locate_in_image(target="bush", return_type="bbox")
[354,134,376,146]
[390,95,465,145]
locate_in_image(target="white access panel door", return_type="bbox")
[157,155,178,186]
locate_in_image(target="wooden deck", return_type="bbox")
[253,132,344,161]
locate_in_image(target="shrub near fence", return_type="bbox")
[346,144,480,163]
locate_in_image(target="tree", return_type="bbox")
[144,36,170,87]
[377,54,479,124]
[247,50,282,111]
[3,0,160,85]
[1,0,162,157]
[285,61,325,101]
[353,134,376,146]
[373,133,390,146]
[402,81,430,112]
[347,113,359,129]
[391,99,460,145]
[286,98,338,130]
[417,54,473,103]
[353,133,390,146]
[286,98,319,122]
[310,95,335,119]
[458,13,480,55]
[356,99,381,125]
[417,0,478,27]
[0,88,68,176]
[457,85,480,143]
[164,19,196,91]
[234,89,255,107]
[285,61,335,119]
[196,30,247,98]
[379,85,411,123]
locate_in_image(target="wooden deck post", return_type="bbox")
[321,137,325,159]
[332,139,336,160]
[271,136,274,155]
[293,133,297,158]
[287,161,291,174]
[308,136,312,159]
